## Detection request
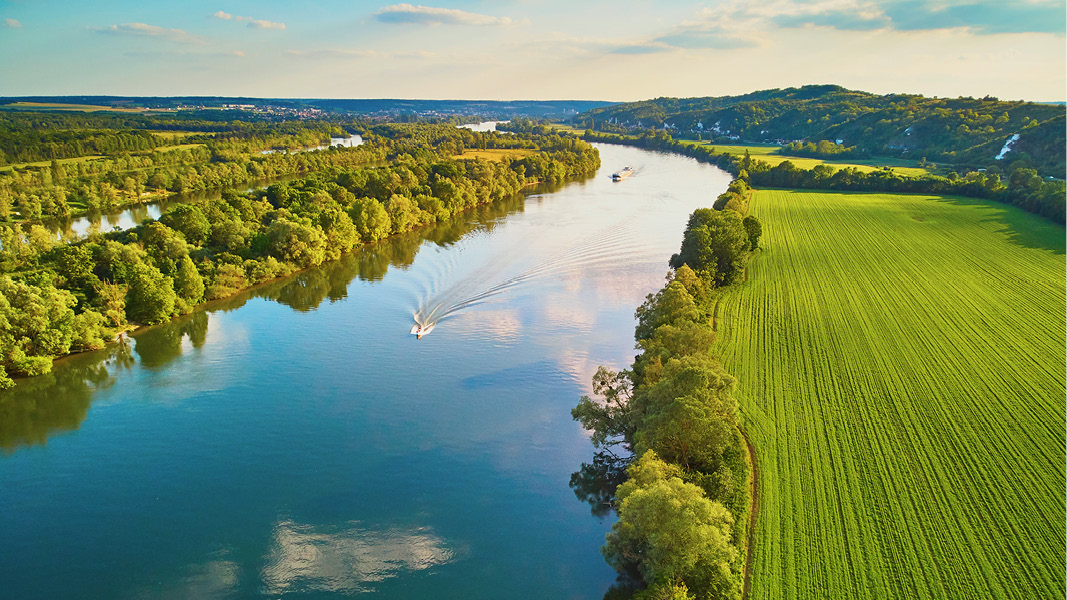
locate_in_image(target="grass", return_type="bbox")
[715,189,1066,600]
[0,155,106,172]
[452,148,533,162]
[677,141,931,176]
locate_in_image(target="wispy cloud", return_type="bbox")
[287,48,434,59]
[92,22,208,45]
[696,0,1066,36]
[374,3,512,26]
[244,18,286,30]
[213,11,286,29]
[4,18,22,28]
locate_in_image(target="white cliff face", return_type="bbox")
[996,133,1021,160]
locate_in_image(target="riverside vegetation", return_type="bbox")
[571,172,764,599]
[0,121,599,387]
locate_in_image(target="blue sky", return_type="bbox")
[1,0,1064,101]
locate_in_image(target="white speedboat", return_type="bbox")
[410,322,435,339]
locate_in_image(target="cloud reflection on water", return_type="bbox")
[260,520,461,595]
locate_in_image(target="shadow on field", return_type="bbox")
[934,195,1066,255]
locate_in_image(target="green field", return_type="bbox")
[678,141,931,176]
[714,190,1066,599]
[0,101,163,113]
[0,154,106,171]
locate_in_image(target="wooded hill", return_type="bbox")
[574,85,1066,177]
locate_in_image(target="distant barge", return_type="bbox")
[611,166,633,182]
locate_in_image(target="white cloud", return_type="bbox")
[247,19,286,30]
[4,18,22,28]
[375,3,512,26]
[92,22,207,45]
[216,13,287,29]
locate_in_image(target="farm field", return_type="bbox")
[453,148,533,162]
[678,140,931,176]
[0,101,164,113]
[714,189,1066,600]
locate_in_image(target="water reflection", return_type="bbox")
[129,552,240,600]
[0,342,131,454]
[260,519,460,595]
[0,188,535,451]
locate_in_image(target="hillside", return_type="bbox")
[574,86,1066,177]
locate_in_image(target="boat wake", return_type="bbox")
[410,226,641,337]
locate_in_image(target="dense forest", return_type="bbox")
[573,85,1066,177]
[0,123,600,387]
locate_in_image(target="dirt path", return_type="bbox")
[741,427,760,600]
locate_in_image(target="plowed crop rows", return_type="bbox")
[715,190,1065,600]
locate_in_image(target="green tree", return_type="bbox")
[265,218,327,269]
[741,215,762,250]
[160,204,211,246]
[124,263,177,324]
[604,451,740,600]
[349,197,392,242]
[173,256,205,304]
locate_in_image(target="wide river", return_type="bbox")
[0,141,732,599]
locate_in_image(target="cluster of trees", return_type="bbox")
[572,263,752,599]
[573,191,762,598]
[574,85,1065,177]
[0,128,600,387]
[782,139,859,158]
[746,159,1066,223]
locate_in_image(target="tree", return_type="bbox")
[160,204,211,246]
[124,263,177,324]
[571,367,635,451]
[349,197,392,242]
[741,215,762,250]
[670,210,748,287]
[604,451,740,600]
[634,395,733,473]
[265,218,327,269]
[173,256,205,304]
[634,281,701,341]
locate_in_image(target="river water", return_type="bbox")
[0,142,732,599]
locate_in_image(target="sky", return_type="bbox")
[1,0,1064,102]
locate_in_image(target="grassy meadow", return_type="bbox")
[714,189,1066,599]
[678,141,931,176]
[452,148,533,162]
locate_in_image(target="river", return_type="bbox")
[0,142,732,599]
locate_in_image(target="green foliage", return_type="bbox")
[159,204,211,246]
[634,281,701,342]
[635,395,732,473]
[124,263,176,324]
[173,256,205,304]
[0,276,113,384]
[605,451,740,600]
[670,210,749,287]
[741,216,762,250]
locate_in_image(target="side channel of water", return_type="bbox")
[0,142,733,599]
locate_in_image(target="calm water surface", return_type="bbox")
[0,143,732,599]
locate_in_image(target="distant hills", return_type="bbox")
[573,85,1066,177]
[0,96,614,119]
